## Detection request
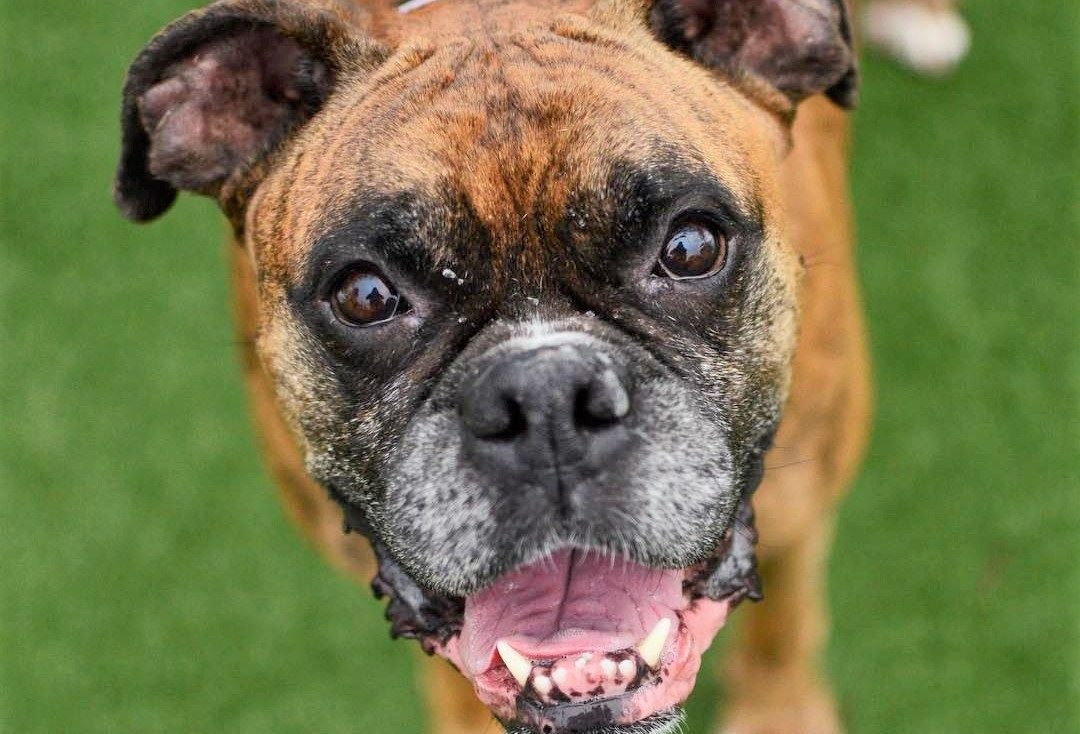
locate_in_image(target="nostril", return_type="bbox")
[574,387,611,430]
[488,398,528,441]
[574,369,630,430]
[462,390,530,441]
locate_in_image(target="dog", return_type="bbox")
[114,1,871,732]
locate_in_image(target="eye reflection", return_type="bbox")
[331,269,402,326]
[657,222,727,279]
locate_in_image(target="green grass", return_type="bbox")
[2,1,1077,732]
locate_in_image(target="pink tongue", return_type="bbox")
[458,550,685,676]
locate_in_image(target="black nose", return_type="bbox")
[459,342,633,497]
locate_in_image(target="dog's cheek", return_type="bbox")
[754,232,802,392]
[699,232,799,444]
[382,409,512,595]
[257,304,347,445]
[608,381,739,562]
[255,303,408,502]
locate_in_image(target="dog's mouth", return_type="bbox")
[365,498,761,733]
[441,547,738,732]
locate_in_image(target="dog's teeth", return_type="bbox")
[618,659,636,678]
[600,658,617,678]
[575,655,588,670]
[636,617,672,669]
[496,641,532,688]
[551,668,569,687]
[533,674,553,696]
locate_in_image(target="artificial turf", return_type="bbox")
[2,1,1077,732]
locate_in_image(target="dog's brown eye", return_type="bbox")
[331,268,403,326]
[656,222,727,279]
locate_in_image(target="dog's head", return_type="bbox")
[115,0,855,730]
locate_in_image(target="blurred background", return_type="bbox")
[2,1,1077,732]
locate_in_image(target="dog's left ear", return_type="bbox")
[647,0,858,110]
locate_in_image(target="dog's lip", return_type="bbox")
[427,549,735,731]
[433,595,731,730]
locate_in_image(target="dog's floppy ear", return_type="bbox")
[114,0,385,222]
[648,0,858,111]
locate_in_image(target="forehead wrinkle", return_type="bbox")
[298,191,453,288]
[269,43,478,271]
[251,139,335,290]
[550,18,773,206]
[501,31,764,206]
[259,20,777,285]
[261,60,505,286]
[362,44,583,273]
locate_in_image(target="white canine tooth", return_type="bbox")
[496,641,532,688]
[575,655,588,670]
[601,659,617,678]
[636,617,672,669]
[618,659,636,678]
[552,668,569,687]
[533,675,553,697]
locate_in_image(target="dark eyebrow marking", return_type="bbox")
[290,185,495,311]
[608,156,763,236]
[556,155,764,285]
[290,192,441,303]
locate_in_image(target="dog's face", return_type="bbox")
[116,1,855,731]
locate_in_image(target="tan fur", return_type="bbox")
[227,2,871,732]
[721,96,870,734]
[233,243,378,579]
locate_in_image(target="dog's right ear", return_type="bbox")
[114,0,386,223]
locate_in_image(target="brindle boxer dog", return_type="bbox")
[115,0,871,731]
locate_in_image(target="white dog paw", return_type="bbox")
[862,1,971,75]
